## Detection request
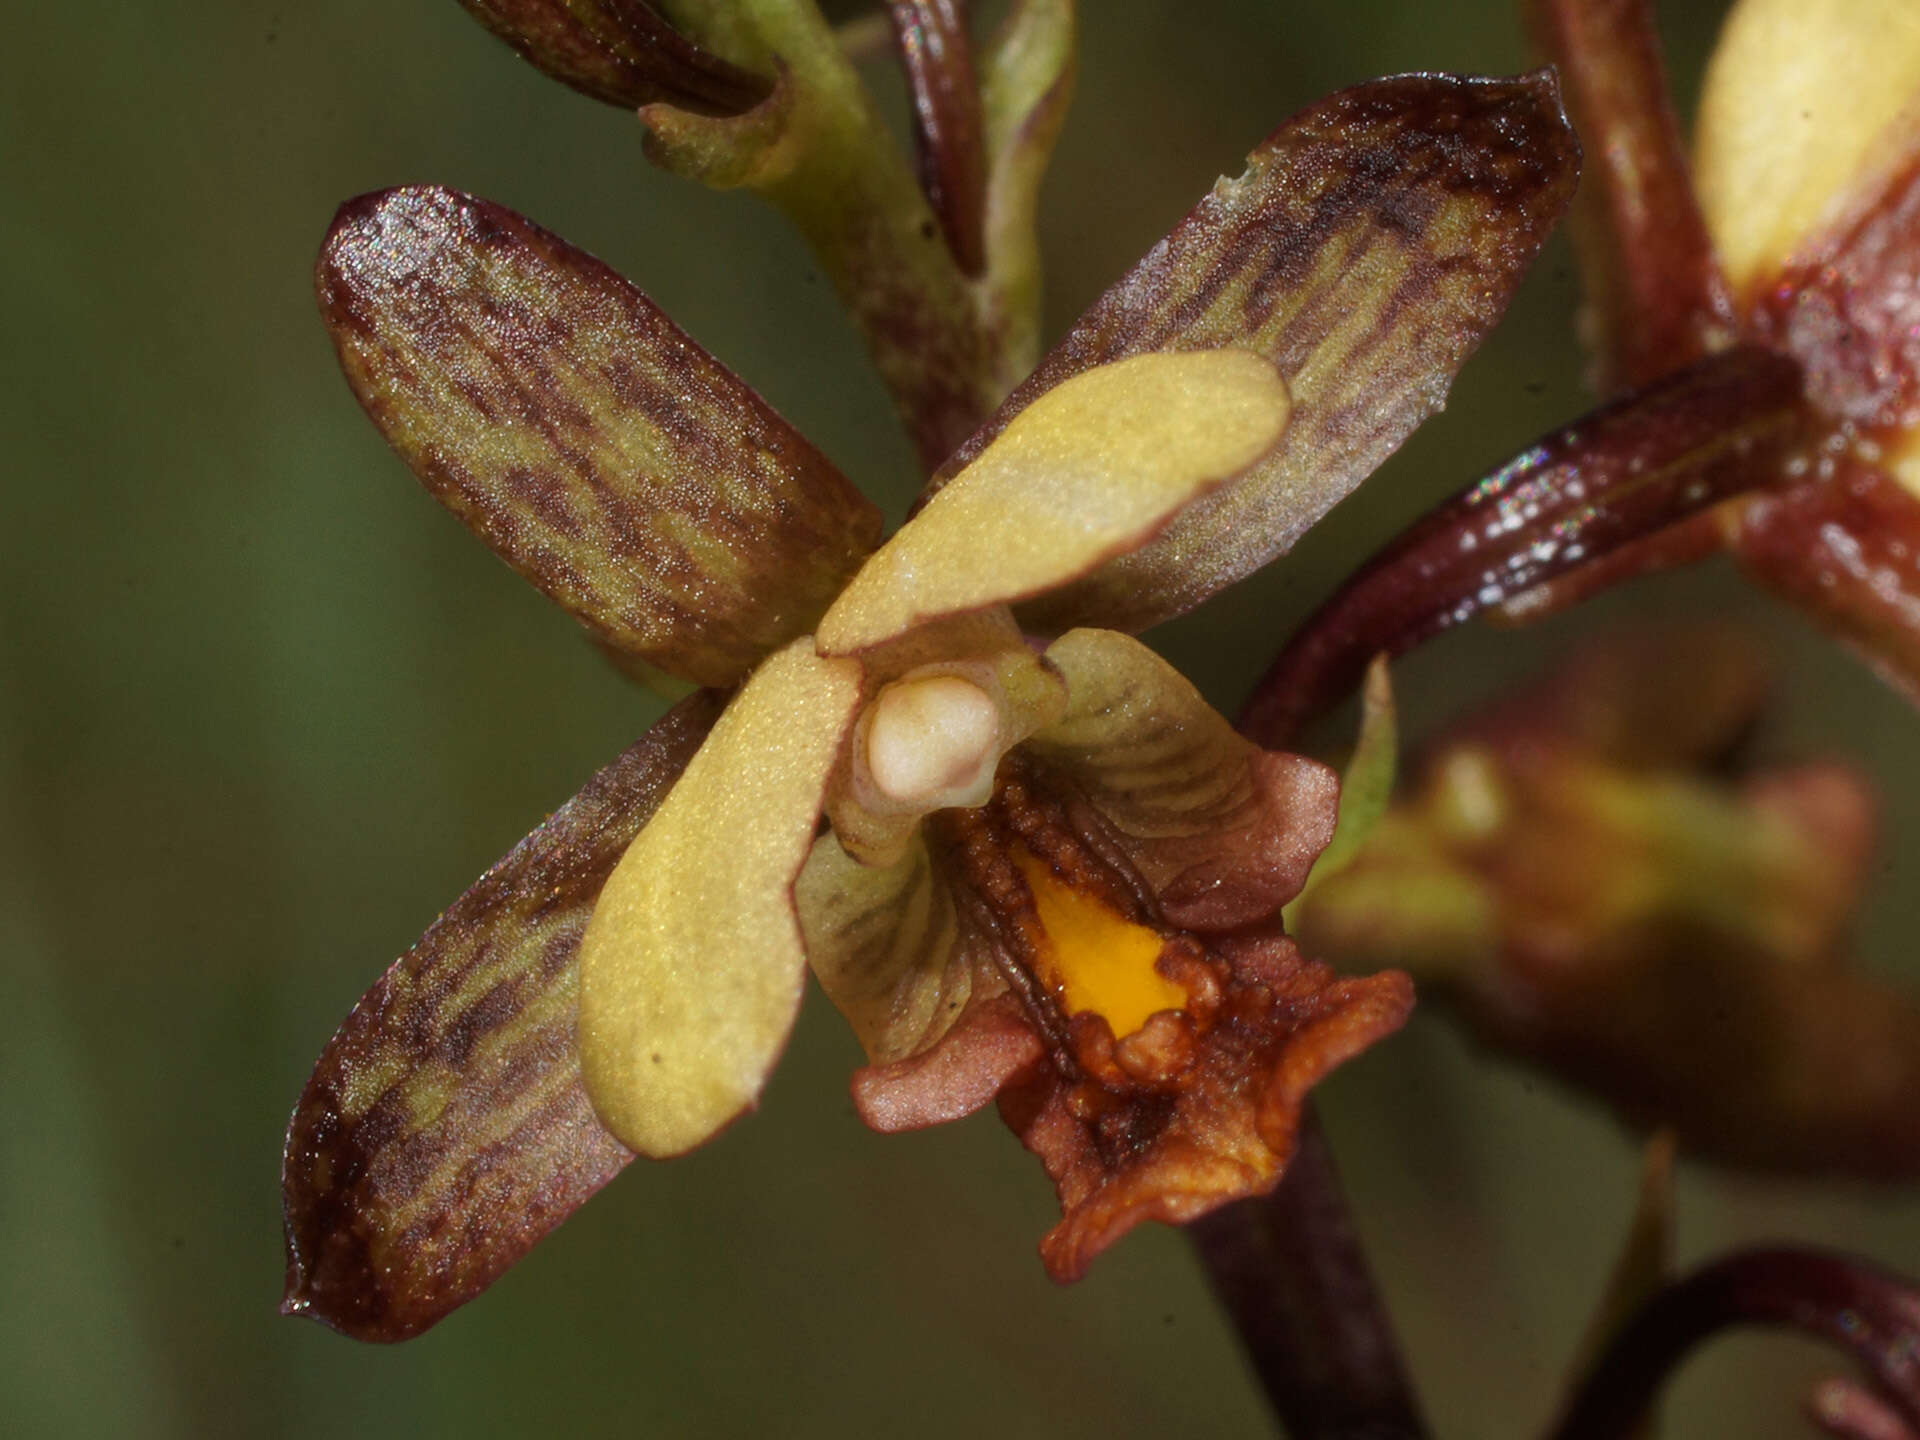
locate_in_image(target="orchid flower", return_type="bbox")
[1468,0,1920,693]
[1296,623,1920,1178]
[279,65,1578,1343]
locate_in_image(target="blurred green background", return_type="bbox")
[5,1,1916,1436]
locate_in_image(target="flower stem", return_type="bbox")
[1188,1107,1430,1440]
[1548,1248,1920,1440]
[1239,345,1805,747]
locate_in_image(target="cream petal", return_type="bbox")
[577,639,863,1157]
[1696,0,1920,295]
[815,351,1289,656]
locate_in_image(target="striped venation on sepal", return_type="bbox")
[921,70,1581,635]
[280,690,724,1343]
[317,187,882,688]
[456,0,771,114]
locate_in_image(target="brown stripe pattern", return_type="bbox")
[456,0,771,114]
[798,833,971,1067]
[281,691,723,1342]
[922,71,1580,636]
[317,187,882,688]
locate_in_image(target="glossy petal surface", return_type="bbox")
[927,72,1579,634]
[1696,0,1920,295]
[1028,628,1337,931]
[318,187,881,687]
[578,639,862,1157]
[817,351,1288,655]
[280,690,723,1342]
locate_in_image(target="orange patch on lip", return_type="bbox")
[1012,847,1188,1037]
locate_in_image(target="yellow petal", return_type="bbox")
[1696,0,1920,294]
[815,351,1289,655]
[577,638,863,1157]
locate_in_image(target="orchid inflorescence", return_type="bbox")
[282,1,1920,1434]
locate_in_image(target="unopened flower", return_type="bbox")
[1296,625,1920,1177]
[281,70,1578,1341]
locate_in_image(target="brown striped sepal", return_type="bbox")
[921,70,1580,635]
[281,690,723,1342]
[455,0,771,114]
[1241,346,1807,747]
[1525,0,1734,392]
[317,187,883,689]
[796,829,1046,1135]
